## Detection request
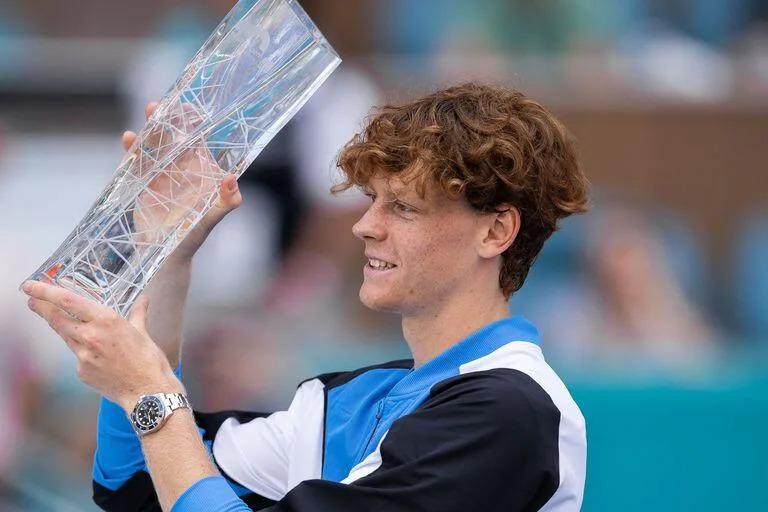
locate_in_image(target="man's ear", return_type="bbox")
[478,205,520,259]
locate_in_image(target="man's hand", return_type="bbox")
[23,280,221,510]
[121,101,244,367]
[124,101,243,264]
[23,280,182,412]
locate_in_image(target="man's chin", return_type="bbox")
[359,288,401,314]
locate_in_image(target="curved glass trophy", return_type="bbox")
[22,0,340,316]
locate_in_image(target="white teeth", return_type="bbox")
[368,258,394,270]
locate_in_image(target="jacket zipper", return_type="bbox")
[359,400,384,462]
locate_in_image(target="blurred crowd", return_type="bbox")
[0,0,766,510]
[374,0,768,101]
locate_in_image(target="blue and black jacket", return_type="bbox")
[92,316,586,511]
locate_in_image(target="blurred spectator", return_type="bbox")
[257,67,379,314]
[184,315,293,411]
[586,206,716,355]
[519,203,718,368]
[622,19,733,101]
[732,211,768,343]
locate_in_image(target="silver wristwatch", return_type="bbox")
[130,393,190,437]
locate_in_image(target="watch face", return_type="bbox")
[133,396,165,431]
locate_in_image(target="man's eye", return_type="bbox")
[393,201,416,215]
[364,192,376,202]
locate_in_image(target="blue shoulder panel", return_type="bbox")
[321,316,539,482]
[322,367,410,481]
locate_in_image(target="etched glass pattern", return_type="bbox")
[23,0,340,315]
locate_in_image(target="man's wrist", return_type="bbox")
[119,377,186,413]
[159,253,194,273]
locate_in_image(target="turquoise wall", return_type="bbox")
[570,365,768,510]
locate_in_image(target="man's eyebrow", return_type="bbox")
[389,185,425,204]
[360,180,423,203]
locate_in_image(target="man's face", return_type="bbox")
[352,173,486,316]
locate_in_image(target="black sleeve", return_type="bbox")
[93,410,277,512]
[265,369,562,512]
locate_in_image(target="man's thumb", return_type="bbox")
[128,294,150,334]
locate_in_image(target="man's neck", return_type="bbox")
[402,293,510,367]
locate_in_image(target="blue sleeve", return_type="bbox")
[92,394,146,490]
[92,365,183,490]
[92,367,280,511]
[171,476,252,512]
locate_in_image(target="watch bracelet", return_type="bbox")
[161,392,190,411]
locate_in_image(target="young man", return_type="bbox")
[23,83,589,511]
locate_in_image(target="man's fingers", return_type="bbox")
[122,131,137,152]
[122,101,157,153]
[145,101,159,119]
[22,281,98,322]
[216,174,243,211]
[31,300,90,366]
[27,297,87,353]
[127,294,150,335]
[200,175,242,231]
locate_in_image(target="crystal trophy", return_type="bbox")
[22,0,340,316]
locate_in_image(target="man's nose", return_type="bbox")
[352,203,387,241]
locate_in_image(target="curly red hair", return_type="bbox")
[335,83,590,298]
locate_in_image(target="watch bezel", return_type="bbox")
[130,394,169,436]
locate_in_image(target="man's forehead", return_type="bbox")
[366,172,431,199]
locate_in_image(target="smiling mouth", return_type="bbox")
[367,258,396,270]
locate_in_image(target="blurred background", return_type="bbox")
[0,0,766,510]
